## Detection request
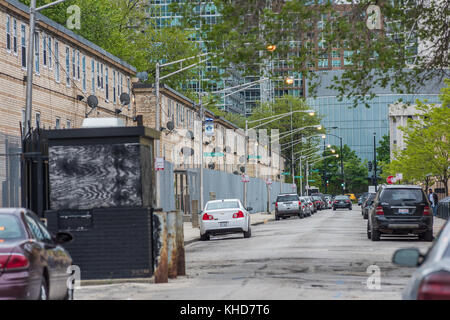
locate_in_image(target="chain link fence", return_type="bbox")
[0,133,21,208]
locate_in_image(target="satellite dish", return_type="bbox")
[166,121,174,131]
[87,95,98,109]
[240,166,245,173]
[239,155,245,164]
[186,130,194,140]
[213,146,222,153]
[224,146,231,153]
[136,71,148,82]
[181,147,194,156]
[208,163,215,170]
[120,93,130,106]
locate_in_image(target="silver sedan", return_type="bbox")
[392,220,450,299]
[200,199,252,241]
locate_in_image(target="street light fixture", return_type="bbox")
[266,44,277,52]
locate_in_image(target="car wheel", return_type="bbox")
[200,233,210,241]
[244,226,251,238]
[299,212,304,219]
[333,207,336,211]
[38,276,49,300]
[349,207,352,210]
[275,214,280,221]
[420,230,433,242]
[371,225,380,241]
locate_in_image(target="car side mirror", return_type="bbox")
[392,248,422,267]
[40,218,48,227]
[54,232,73,245]
[246,207,253,212]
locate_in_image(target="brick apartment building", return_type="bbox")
[0,0,136,139]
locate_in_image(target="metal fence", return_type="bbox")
[0,133,21,208]
[436,197,450,220]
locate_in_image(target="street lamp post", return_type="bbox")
[328,128,345,192]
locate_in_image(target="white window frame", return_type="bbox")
[82,55,86,92]
[76,51,80,80]
[13,18,17,55]
[91,59,95,94]
[72,48,76,80]
[113,70,116,104]
[6,15,11,51]
[34,32,40,75]
[20,24,26,69]
[55,117,60,129]
[48,36,52,69]
[105,66,109,101]
[65,46,70,86]
[42,34,47,67]
[54,40,60,82]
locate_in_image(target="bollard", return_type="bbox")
[153,210,168,283]
[176,210,186,276]
[167,211,178,279]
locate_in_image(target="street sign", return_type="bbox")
[311,169,320,172]
[204,118,214,137]
[368,186,376,193]
[281,172,290,176]
[294,176,303,178]
[396,173,403,181]
[204,152,224,157]
[386,176,394,184]
[241,174,250,183]
[266,178,272,185]
[155,157,164,171]
[308,180,315,182]
[248,155,262,159]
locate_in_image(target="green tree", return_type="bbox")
[384,79,450,195]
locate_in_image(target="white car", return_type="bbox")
[200,199,252,241]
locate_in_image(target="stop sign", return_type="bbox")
[387,176,394,184]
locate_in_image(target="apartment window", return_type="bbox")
[120,74,123,96]
[13,19,17,54]
[66,120,71,129]
[105,67,109,101]
[65,47,70,86]
[97,62,100,88]
[100,64,104,89]
[117,73,121,97]
[35,112,41,128]
[127,77,130,95]
[113,70,116,103]
[332,60,342,68]
[48,37,52,69]
[55,117,60,129]
[72,48,76,79]
[54,41,60,82]
[20,24,26,68]
[91,59,95,93]
[42,35,47,67]
[76,51,80,80]
[34,32,40,74]
[6,15,11,51]
[82,55,86,92]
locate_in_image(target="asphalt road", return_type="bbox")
[76,207,444,300]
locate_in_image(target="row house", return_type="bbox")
[0,0,136,139]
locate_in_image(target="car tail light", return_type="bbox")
[0,254,29,270]
[376,206,384,215]
[302,205,305,210]
[275,202,278,209]
[233,211,244,219]
[346,200,350,203]
[202,213,214,220]
[423,206,431,216]
[334,200,338,204]
[418,271,450,300]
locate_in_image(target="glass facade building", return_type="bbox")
[306,70,444,161]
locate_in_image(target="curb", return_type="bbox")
[80,277,155,286]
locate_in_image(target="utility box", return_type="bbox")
[42,126,160,280]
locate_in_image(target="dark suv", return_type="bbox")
[332,195,352,210]
[367,185,433,241]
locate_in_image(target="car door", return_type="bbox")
[24,212,64,299]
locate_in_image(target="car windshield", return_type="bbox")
[206,201,240,210]
[0,214,25,241]
[380,189,425,203]
[335,196,348,200]
[277,195,298,202]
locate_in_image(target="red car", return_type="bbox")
[0,208,73,300]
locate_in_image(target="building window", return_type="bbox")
[97,62,100,89]
[65,47,70,86]
[13,19,17,54]
[91,59,95,94]
[105,67,109,101]
[21,24,26,68]
[34,32,40,74]
[82,55,86,92]
[76,51,80,80]
[72,48,76,79]
[55,117,60,129]
[113,70,116,103]
[35,112,40,128]
[101,63,104,89]
[6,15,11,51]
[117,73,121,97]
[127,77,130,95]
[332,59,341,68]
[48,37,52,69]
[43,35,47,67]
[54,41,60,82]
[66,120,71,129]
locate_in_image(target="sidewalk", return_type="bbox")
[184,211,275,245]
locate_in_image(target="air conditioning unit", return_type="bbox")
[81,118,125,128]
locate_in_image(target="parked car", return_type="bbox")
[324,195,333,209]
[299,197,312,217]
[305,196,317,213]
[0,208,74,300]
[312,196,324,211]
[200,199,252,241]
[274,193,305,220]
[358,192,370,206]
[345,193,357,202]
[361,193,376,219]
[332,195,352,210]
[367,185,433,241]
[392,219,450,299]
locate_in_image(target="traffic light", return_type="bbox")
[368,161,373,171]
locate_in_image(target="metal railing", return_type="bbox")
[436,198,450,220]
